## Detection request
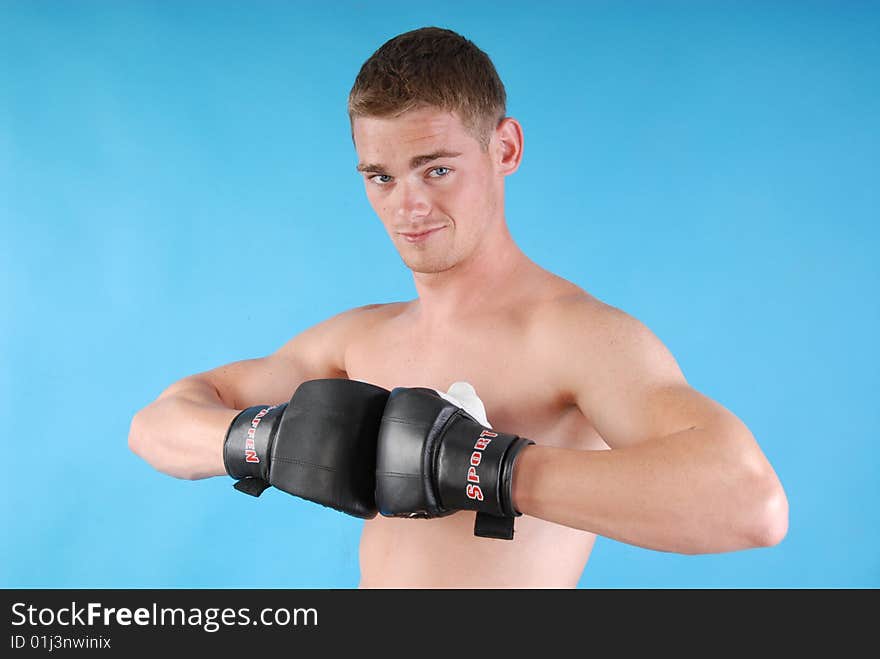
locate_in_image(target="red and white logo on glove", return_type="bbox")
[244,405,280,464]
[466,429,498,501]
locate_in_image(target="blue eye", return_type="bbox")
[370,174,392,185]
[430,167,450,177]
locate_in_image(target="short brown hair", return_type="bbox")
[348,27,507,150]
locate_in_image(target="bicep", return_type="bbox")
[192,353,310,410]
[553,303,722,449]
[586,379,736,450]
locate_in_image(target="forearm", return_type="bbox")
[511,427,788,554]
[128,377,241,480]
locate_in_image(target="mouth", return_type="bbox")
[399,226,446,244]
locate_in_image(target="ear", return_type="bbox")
[493,117,524,176]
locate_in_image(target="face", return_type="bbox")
[352,107,502,274]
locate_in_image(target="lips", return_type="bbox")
[399,226,446,243]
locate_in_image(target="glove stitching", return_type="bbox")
[378,416,424,425]
[270,456,342,472]
[374,471,420,479]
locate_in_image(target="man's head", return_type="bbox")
[348,27,523,275]
[348,26,506,150]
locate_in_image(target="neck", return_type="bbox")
[410,220,533,325]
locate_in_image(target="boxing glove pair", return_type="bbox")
[223,379,533,540]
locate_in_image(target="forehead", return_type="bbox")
[352,107,477,160]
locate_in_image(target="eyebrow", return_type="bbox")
[356,150,463,173]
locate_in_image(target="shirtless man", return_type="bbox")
[128,27,789,588]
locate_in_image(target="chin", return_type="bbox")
[401,253,458,275]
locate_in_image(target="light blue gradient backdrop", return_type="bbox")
[1,1,877,588]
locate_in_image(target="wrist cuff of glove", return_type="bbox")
[472,436,534,540]
[223,403,287,483]
[499,436,535,517]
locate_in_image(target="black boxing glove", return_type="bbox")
[375,386,534,540]
[223,378,390,519]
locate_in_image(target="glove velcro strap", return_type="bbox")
[232,477,272,498]
[474,512,516,540]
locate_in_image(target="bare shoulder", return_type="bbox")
[524,276,620,340]
[527,281,687,402]
[526,281,759,451]
[310,299,407,332]
[334,300,410,339]
[275,300,407,368]
[533,287,649,346]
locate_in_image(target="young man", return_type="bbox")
[129,27,788,588]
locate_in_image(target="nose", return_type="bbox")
[395,179,431,222]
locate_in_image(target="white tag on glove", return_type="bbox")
[435,381,493,429]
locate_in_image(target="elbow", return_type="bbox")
[722,427,789,550]
[746,472,789,549]
[127,402,216,481]
[127,407,178,476]
[128,409,147,459]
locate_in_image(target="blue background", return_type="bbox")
[1,1,877,588]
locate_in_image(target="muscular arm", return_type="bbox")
[512,298,789,554]
[128,305,377,480]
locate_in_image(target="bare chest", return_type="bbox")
[344,317,604,451]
